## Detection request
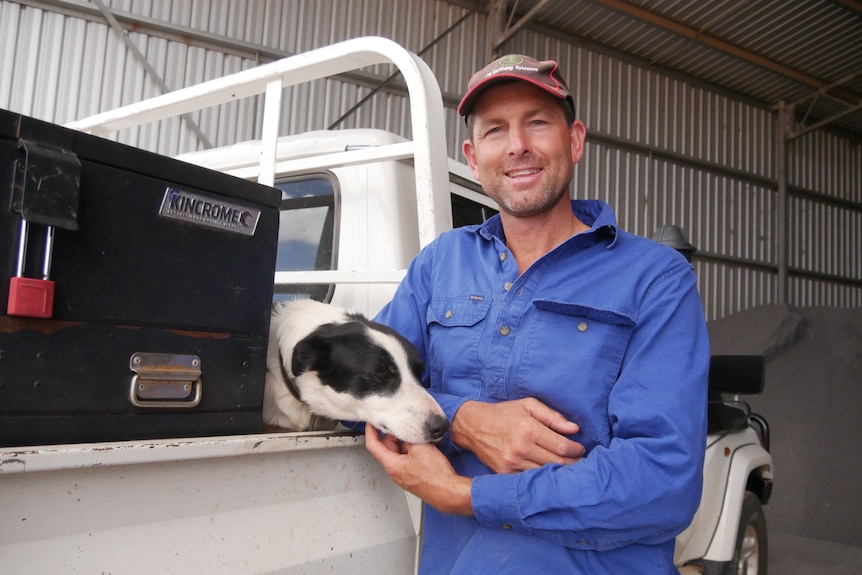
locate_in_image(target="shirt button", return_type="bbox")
[500,252,508,262]
[578,321,588,332]
[501,523,512,530]
[503,282,513,291]
[499,325,510,336]
[445,310,453,319]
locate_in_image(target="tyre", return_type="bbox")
[723,491,768,575]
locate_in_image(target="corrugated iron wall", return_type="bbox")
[788,130,862,308]
[1,0,859,320]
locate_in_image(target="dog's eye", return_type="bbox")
[373,361,397,381]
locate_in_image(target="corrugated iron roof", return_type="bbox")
[480,0,862,139]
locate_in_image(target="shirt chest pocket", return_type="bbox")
[426,296,491,396]
[521,300,636,446]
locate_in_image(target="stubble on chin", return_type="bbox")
[494,183,569,217]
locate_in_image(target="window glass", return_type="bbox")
[451,193,498,227]
[273,176,337,302]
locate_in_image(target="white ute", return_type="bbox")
[0,37,772,574]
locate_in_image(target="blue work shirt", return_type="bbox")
[375,200,709,574]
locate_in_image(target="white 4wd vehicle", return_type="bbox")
[677,354,772,574]
[0,37,772,574]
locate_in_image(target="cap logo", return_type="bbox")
[498,55,524,66]
[484,55,540,81]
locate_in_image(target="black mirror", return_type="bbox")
[708,355,765,395]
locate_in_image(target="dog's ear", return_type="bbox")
[291,334,331,375]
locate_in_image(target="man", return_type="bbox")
[365,54,709,574]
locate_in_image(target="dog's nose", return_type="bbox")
[425,414,450,441]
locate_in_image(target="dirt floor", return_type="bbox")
[707,305,862,572]
[770,533,862,575]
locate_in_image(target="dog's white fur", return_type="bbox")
[263,299,448,443]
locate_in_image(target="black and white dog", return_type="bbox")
[264,299,449,443]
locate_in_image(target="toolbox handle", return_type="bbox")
[129,352,203,409]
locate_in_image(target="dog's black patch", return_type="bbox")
[348,313,425,381]
[292,321,406,398]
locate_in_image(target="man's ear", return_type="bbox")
[570,120,587,164]
[462,138,481,181]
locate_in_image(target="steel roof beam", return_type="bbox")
[491,0,555,52]
[589,0,862,107]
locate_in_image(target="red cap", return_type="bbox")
[458,54,575,117]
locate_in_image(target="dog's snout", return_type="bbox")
[425,414,450,441]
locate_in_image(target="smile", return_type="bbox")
[506,168,541,178]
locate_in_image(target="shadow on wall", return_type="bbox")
[707,305,862,548]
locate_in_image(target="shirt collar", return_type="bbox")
[478,200,619,246]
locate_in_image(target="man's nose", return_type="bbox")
[507,126,530,155]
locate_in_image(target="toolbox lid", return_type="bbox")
[0,108,280,210]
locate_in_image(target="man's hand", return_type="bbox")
[365,423,473,516]
[451,398,586,473]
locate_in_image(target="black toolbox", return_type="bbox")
[0,108,280,447]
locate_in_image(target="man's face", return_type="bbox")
[462,82,585,218]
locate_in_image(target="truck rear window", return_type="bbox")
[452,193,498,227]
[273,175,337,302]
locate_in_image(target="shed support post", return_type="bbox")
[776,101,793,305]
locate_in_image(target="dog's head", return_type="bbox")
[275,301,449,443]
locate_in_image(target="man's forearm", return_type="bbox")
[365,423,475,516]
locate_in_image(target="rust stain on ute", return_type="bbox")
[166,329,231,340]
[0,317,81,334]
[0,317,229,340]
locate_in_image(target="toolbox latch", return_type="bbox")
[12,139,81,230]
[129,352,203,408]
[7,139,82,318]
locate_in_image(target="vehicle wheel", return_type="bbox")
[724,491,768,575]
